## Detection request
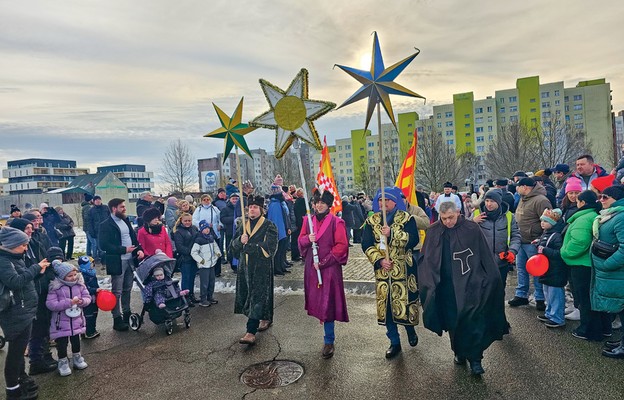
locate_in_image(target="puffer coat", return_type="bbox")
[46,277,91,339]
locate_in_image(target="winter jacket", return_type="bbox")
[135,199,153,227]
[537,220,567,288]
[56,213,75,240]
[562,204,578,223]
[267,194,290,241]
[515,184,551,243]
[557,166,608,205]
[164,205,178,232]
[294,197,307,232]
[225,183,239,198]
[560,207,598,268]
[541,179,558,209]
[42,207,62,247]
[81,201,92,233]
[89,204,111,238]
[137,227,173,257]
[341,201,355,227]
[191,235,222,269]
[500,189,516,213]
[213,198,227,211]
[46,277,91,340]
[590,198,624,313]
[192,205,222,238]
[0,249,41,340]
[142,278,179,305]
[351,200,365,228]
[173,225,199,264]
[98,215,141,276]
[473,202,521,261]
[220,201,241,238]
[406,203,430,251]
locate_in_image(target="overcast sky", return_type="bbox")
[2,0,623,191]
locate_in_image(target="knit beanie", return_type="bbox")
[590,174,616,193]
[185,195,194,203]
[484,188,503,205]
[22,213,37,222]
[167,197,178,207]
[53,260,75,280]
[199,220,211,232]
[9,218,33,232]
[602,185,624,201]
[565,177,583,193]
[271,184,282,194]
[518,177,536,187]
[78,256,95,276]
[540,208,562,226]
[39,203,49,211]
[84,193,94,202]
[0,226,29,249]
[46,247,65,262]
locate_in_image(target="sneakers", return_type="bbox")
[5,386,38,400]
[72,353,88,370]
[572,330,588,340]
[199,300,211,307]
[113,316,129,331]
[58,358,72,377]
[613,318,622,330]
[537,315,550,323]
[545,319,565,328]
[508,296,529,307]
[564,305,577,315]
[535,300,546,312]
[565,309,581,321]
[83,331,100,339]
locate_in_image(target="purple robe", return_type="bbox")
[299,213,349,322]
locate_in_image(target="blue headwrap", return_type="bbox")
[372,186,406,212]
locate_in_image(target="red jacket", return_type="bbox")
[137,227,173,257]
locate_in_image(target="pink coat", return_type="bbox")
[298,213,349,322]
[46,278,91,340]
[137,227,173,257]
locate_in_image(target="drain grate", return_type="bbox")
[240,360,304,389]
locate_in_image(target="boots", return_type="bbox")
[5,386,38,400]
[18,375,38,394]
[28,359,56,375]
[113,316,129,331]
[122,312,131,325]
[72,353,88,370]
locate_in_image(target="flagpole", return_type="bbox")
[377,102,389,260]
[234,147,247,235]
[292,138,322,287]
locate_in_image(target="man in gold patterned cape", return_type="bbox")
[362,186,420,359]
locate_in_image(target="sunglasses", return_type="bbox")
[598,194,612,201]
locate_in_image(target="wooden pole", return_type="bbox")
[377,102,389,259]
[234,147,246,235]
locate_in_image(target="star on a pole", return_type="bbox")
[251,68,335,159]
[335,32,425,131]
[204,97,257,162]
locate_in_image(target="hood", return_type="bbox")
[49,274,85,291]
[524,184,547,199]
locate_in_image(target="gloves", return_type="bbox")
[499,251,515,264]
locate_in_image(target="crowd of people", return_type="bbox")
[1,156,624,398]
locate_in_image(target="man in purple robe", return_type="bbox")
[299,189,349,359]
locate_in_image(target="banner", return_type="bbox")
[316,136,342,213]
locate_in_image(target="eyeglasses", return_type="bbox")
[598,194,612,201]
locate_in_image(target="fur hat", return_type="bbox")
[565,177,583,193]
[512,171,528,178]
[247,195,265,208]
[317,190,334,207]
[0,226,29,249]
[142,207,162,225]
[53,261,75,280]
[10,205,20,214]
[540,208,562,226]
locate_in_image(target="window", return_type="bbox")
[338,145,342,151]
[542,102,550,108]
[368,142,374,147]
[541,92,550,98]
[573,104,583,110]
[555,100,560,106]
[445,112,453,118]
[556,110,561,115]
[339,154,343,158]
[565,115,570,122]
[445,121,453,127]
[542,122,550,128]
[407,123,412,127]
[574,94,582,101]
[510,106,518,112]
[346,153,351,158]
[510,115,518,122]
[475,107,483,114]
[447,139,454,145]
[339,161,343,166]
[436,113,441,119]
[446,130,453,136]
[464,114,470,118]
[465,132,471,137]
[437,122,442,128]
[476,136,484,142]
[509,96,517,102]
[427,126,432,131]
[575,123,584,129]
[476,127,484,133]
[466,142,471,147]
[489,135,494,141]
[417,127,423,132]
[565,105,570,112]
[500,98,504,104]
[500,107,505,113]
[368,150,374,156]
[464,123,470,128]
[475,117,483,123]
[487,116,493,122]
[488,126,493,132]
[565,96,569,102]
[477,145,485,153]
[574,114,583,120]
[501,116,506,123]
[530,98,536,103]
[554,90,560,96]
[542,112,551,118]
[487,106,493,112]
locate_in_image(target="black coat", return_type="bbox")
[98,216,141,275]
[135,199,153,227]
[542,181,558,209]
[418,217,509,360]
[351,200,365,228]
[0,249,41,340]
[42,207,62,246]
[173,225,198,264]
[294,197,307,232]
[340,201,355,227]
[500,189,516,213]
[537,221,567,287]
[220,202,240,237]
[89,204,110,237]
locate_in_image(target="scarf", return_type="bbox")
[592,205,624,239]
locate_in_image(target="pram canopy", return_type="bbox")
[134,252,176,286]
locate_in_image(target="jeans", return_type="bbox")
[384,300,415,345]
[87,233,100,261]
[515,243,544,300]
[324,321,335,345]
[247,318,260,335]
[198,268,216,301]
[5,324,31,388]
[180,261,198,294]
[543,284,565,324]
[110,258,134,319]
[56,335,81,359]
[86,233,92,257]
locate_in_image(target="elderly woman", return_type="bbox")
[0,226,50,399]
[591,185,624,358]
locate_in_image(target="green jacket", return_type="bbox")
[560,208,597,267]
[590,198,624,313]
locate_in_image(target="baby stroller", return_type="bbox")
[128,252,191,335]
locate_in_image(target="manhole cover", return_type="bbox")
[240,360,304,389]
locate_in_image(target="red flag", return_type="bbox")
[316,136,342,213]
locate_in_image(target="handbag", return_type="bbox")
[591,239,619,259]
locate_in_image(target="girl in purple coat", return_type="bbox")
[46,261,91,377]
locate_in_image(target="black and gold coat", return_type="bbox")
[362,210,420,326]
[231,216,279,321]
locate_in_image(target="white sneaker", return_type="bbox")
[564,305,576,315]
[58,357,72,376]
[565,309,581,321]
[613,318,622,330]
[72,353,88,370]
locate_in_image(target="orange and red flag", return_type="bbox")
[316,136,342,214]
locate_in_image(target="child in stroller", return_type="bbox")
[128,251,191,335]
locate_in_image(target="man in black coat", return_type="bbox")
[419,201,508,375]
[494,179,516,213]
[292,188,307,261]
[340,196,355,245]
[88,195,110,263]
[220,193,241,268]
[98,198,144,331]
[135,191,154,228]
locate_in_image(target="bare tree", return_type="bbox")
[484,121,541,179]
[535,113,591,168]
[416,129,468,191]
[354,161,376,196]
[272,152,301,187]
[160,139,197,194]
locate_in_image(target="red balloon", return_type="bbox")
[96,290,117,311]
[526,254,549,277]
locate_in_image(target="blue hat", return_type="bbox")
[199,220,211,232]
[552,164,570,174]
[78,256,95,277]
[372,187,406,212]
[53,260,75,280]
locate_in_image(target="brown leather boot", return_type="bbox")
[258,320,272,332]
[239,333,256,345]
[321,344,335,359]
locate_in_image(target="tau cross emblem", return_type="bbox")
[453,248,474,275]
